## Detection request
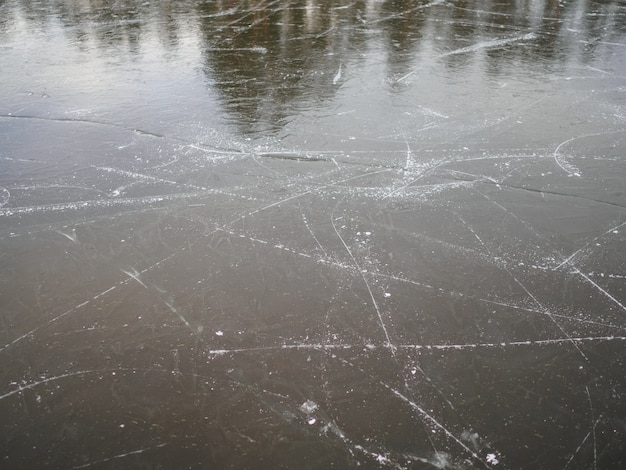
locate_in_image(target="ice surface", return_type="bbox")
[0,0,625,469]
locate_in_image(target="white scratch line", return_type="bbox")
[562,430,591,470]
[96,165,254,201]
[477,298,623,330]
[208,344,355,355]
[445,169,498,184]
[239,378,406,469]
[440,32,536,57]
[586,386,597,470]
[553,136,582,177]
[0,370,97,400]
[401,336,626,349]
[0,253,178,353]
[72,443,169,469]
[213,228,344,268]
[0,187,10,208]
[573,268,626,313]
[164,299,193,331]
[54,229,77,242]
[320,350,492,467]
[387,387,490,468]
[0,190,252,217]
[231,189,315,225]
[186,143,244,156]
[456,211,624,331]
[508,269,588,361]
[554,219,626,270]
[252,153,282,175]
[206,336,626,355]
[455,212,486,246]
[381,168,431,200]
[121,268,149,289]
[404,139,414,171]
[553,129,625,177]
[333,61,342,85]
[301,213,327,256]
[331,212,395,353]
[393,15,529,83]
[226,167,391,226]
[472,189,589,359]
[95,165,182,186]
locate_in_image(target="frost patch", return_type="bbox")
[299,399,318,414]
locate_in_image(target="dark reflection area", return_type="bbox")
[0,0,624,134]
[197,0,625,133]
[50,0,197,58]
[2,0,174,54]
[1,0,626,469]
[196,0,370,135]
[376,0,428,87]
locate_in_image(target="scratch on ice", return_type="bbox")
[207,335,626,356]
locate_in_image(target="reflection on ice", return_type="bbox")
[1,0,626,469]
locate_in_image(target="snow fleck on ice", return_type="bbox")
[300,399,318,414]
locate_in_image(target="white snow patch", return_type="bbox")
[300,399,318,414]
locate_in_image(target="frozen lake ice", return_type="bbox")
[1,0,625,468]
